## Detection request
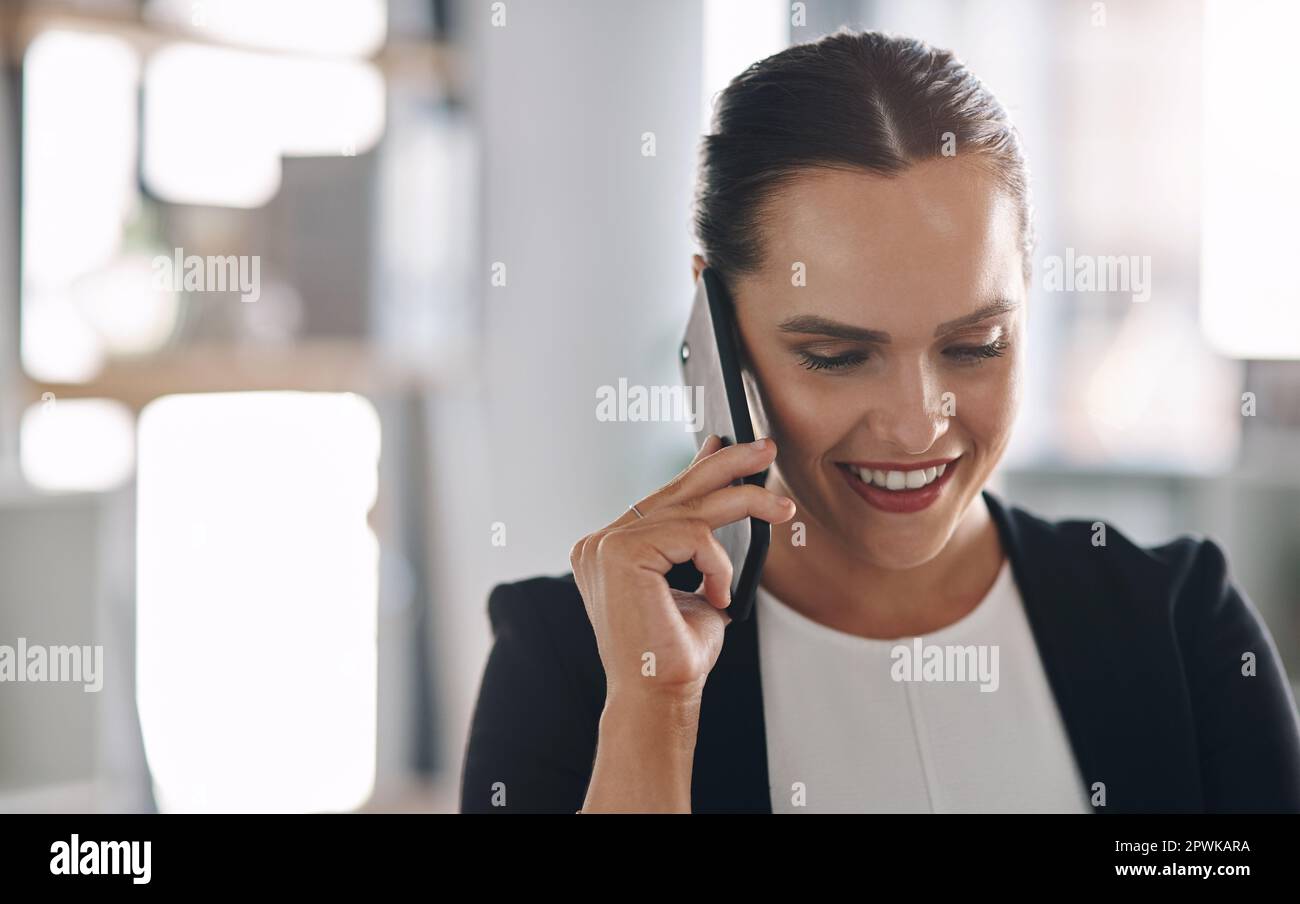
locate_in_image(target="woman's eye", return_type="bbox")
[946,338,1010,363]
[798,350,868,372]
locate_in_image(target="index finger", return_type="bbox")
[649,436,778,509]
[606,433,727,529]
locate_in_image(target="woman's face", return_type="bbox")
[714,159,1027,570]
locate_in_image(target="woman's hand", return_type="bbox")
[569,435,795,811]
[570,434,795,702]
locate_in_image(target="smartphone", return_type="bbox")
[679,267,770,622]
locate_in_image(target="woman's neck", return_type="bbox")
[757,476,1005,640]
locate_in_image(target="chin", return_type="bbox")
[849,521,955,571]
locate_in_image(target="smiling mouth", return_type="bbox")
[836,457,961,514]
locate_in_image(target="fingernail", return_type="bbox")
[752,437,768,450]
[692,435,715,462]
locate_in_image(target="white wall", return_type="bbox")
[427,0,706,799]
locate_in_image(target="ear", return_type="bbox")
[691,253,706,284]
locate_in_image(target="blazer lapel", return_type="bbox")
[690,608,773,812]
[983,490,1203,812]
[662,560,771,812]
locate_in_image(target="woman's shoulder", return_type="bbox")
[989,491,1241,623]
[997,494,1300,811]
[486,572,583,629]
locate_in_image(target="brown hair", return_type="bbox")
[693,28,1034,285]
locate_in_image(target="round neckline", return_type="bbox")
[755,557,1014,651]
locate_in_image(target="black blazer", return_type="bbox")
[460,491,1300,813]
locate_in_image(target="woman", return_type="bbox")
[460,29,1300,813]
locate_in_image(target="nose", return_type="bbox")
[864,359,949,455]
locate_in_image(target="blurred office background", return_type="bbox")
[0,0,1295,813]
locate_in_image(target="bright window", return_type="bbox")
[136,392,381,813]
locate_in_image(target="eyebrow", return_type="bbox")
[776,299,1019,343]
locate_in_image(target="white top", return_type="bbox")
[756,560,1093,813]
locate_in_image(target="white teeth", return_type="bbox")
[851,461,953,491]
